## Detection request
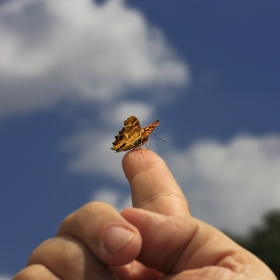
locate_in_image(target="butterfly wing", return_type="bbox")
[111,116,141,152]
[140,120,160,146]
[141,120,160,137]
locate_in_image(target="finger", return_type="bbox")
[121,208,263,276]
[13,264,60,280]
[57,201,141,266]
[26,237,117,280]
[122,149,189,216]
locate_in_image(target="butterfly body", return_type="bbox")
[111,116,160,152]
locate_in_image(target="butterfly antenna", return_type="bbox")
[150,136,166,143]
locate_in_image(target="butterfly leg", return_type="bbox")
[145,142,151,150]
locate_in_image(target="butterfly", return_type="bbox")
[111,116,160,152]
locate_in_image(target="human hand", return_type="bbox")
[13,149,276,280]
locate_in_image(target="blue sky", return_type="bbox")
[1,0,280,278]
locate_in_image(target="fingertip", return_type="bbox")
[58,202,142,267]
[122,149,166,182]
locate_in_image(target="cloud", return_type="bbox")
[0,0,189,119]
[90,187,131,212]
[165,134,280,235]
[63,130,125,181]
[101,101,155,126]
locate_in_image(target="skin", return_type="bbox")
[13,149,276,280]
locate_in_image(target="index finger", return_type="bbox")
[122,149,190,216]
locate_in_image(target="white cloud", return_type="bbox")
[0,0,189,119]
[101,101,155,126]
[165,134,280,235]
[90,187,131,212]
[63,130,126,181]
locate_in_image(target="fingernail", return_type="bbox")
[104,226,135,254]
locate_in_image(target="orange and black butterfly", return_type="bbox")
[111,116,160,152]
